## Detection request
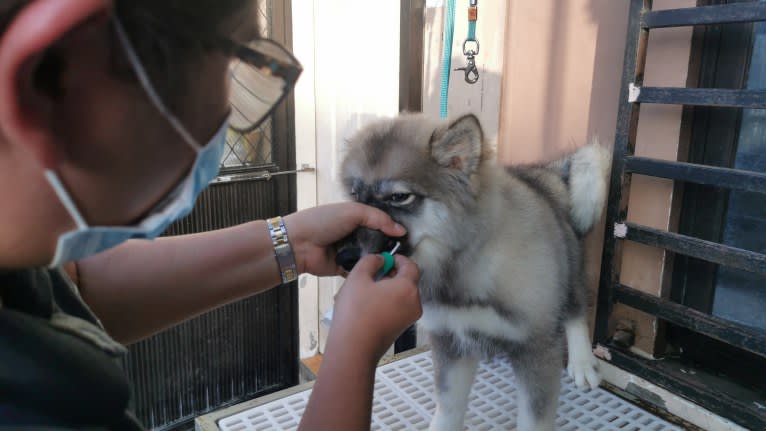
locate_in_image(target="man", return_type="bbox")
[0,1,422,429]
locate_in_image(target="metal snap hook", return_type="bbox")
[455,57,480,84]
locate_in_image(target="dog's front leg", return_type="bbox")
[510,343,563,431]
[429,335,478,431]
[564,315,601,390]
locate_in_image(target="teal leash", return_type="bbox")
[456,0,480,84]
[440,0,457,119]
[467,12,476,40]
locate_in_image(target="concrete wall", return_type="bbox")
[293,0,401,358]
[497,0,628,165]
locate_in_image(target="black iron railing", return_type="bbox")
[122,179,299,431]
[594,1,766,428]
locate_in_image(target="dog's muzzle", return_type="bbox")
[335,227,411,272]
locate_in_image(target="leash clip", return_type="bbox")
[455,39,480,84]
[462,39,480,57]
[455,54,479,84]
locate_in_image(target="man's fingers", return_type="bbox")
[349,254,384,277]
[392,255,420,283]
[353,203,407,237]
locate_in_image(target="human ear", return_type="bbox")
[0,0,110,169]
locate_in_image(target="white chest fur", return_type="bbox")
[419,303,528,342]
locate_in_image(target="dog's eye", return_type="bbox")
[388,193,416,206]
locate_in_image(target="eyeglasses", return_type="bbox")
[219,37,303,134]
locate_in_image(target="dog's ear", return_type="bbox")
[430,114,484,174]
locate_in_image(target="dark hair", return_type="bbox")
[1,0,250,107]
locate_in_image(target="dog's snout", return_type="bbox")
[334,227,412,272]
[335,247,362,272]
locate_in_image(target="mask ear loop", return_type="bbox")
[112,17,202,152]
[45,171,88,230]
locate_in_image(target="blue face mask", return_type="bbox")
[45,18,229,267]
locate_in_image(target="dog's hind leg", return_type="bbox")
[428,335,478,431]
[565,315,601,390]
[510,343,563,431]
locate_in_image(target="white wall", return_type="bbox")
[422,0,507,148]
[292,0,319,360]
[293,0,401,357]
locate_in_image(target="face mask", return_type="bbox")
[45,18,229,267]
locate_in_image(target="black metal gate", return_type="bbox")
[593,1,766,429]
[121,2,299,429]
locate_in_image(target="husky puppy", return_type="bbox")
[337,113,610,431]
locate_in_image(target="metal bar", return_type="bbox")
[394,325,418,354]
[594,0,650,344]
[400,0,425,113]
[600,346,766,429]
[613,284,766,358]
[642,3,766,29]
[617,222,766,275]
[213,164,315,184]
[625,156,766,194]
[395,0,422,347]
[135,180,293,430]
[630,86,766,109]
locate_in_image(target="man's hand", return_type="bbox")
[283,202,406,277]
[331,254,422,361]
[298,253,421,431]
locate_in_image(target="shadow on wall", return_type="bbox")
[585,0,631,147]
[496,0,629,164]
[541,0,629,157]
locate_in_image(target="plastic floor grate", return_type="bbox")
[217,351,682,431]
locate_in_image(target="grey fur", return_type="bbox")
[429,333,464,394]
[338,113,609,431]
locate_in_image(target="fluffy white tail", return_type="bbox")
[566,139,612,235]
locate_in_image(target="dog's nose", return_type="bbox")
[335,247,362,272]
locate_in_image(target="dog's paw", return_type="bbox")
[567,350,601,390]
[428,413,464,431]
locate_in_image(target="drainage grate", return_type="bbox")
[217,351,681,431]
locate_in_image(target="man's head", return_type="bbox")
[0,0,256,267]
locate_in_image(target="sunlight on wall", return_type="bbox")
[293,0,401,356]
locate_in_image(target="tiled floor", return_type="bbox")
[215,351,683,431]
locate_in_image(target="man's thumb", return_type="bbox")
[349,254,384,277]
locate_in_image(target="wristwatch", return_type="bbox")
[266,216,298,284]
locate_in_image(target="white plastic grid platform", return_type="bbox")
[216,351,682,430]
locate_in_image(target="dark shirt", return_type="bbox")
[0,268,143,430]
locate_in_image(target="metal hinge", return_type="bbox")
[213,164,316,184]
